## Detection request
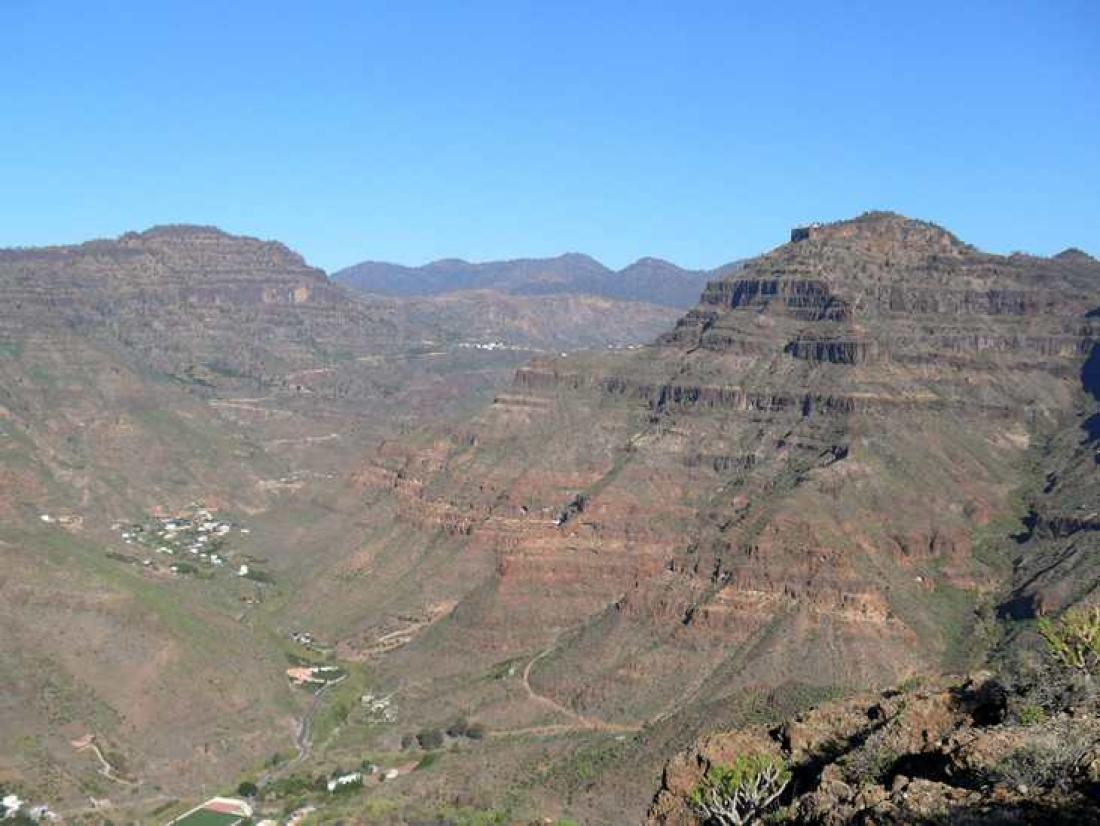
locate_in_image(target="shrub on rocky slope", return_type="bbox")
[648,672,1100,824]
[649,606,1100,826]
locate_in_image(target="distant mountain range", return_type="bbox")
[332,253,744,308]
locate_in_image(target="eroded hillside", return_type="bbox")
[0,224,671,814]
[327,212,1100,822]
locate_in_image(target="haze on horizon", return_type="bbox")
[1,0,1097,273]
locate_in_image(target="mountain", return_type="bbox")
[332,252,743,308]
[0,226,520,810]
[333,252,610,296]
[334,212,1100,822]
[2,214,1098,824]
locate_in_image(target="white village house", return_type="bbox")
[2,795,23,817]
[326,772,362,792]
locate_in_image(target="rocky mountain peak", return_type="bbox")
[557,251,605,266]
[1054,247,1097,264]
[112,224,316,272]
[424,256,473,269]
[127,223,233,240]
[672,210,1100,359]
[620,256,684,274]
[787,211,968,258]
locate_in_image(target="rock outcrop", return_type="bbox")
[648,675,1100,825]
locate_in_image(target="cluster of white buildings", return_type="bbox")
[285,665,345,687]
[360,691,398,723]
[288,630,332,654]
[39,513,81,528]
[109,505,255,578]
[457,340,526,352]
[2,793,56,822]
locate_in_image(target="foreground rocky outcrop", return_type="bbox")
[648,675,1100,825]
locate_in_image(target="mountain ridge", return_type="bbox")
[333,250,745,308]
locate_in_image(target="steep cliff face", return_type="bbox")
[1000,333,1100,621]
[348,214,1100,739]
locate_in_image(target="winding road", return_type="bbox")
[260,675,347,784]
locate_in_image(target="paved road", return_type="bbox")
[261,675,347,783]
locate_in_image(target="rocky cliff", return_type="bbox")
[647,674,1100,825]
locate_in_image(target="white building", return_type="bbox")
[326,772,362,792]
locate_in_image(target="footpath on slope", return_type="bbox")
[74,737,139,786]
[492,646,643,738]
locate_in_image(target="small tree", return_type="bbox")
[1038,605,1100,679]
[236,780,259,797]
[690,753,791,826]
[416,728,444,750]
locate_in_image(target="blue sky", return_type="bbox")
[1,1,1097,272]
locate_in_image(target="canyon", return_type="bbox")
[0,213,1097,824]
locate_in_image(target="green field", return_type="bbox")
[170,809,245,826]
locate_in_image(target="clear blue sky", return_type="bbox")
[1,1,1097,272]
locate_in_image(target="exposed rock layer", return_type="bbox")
[353,213,1100,734]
